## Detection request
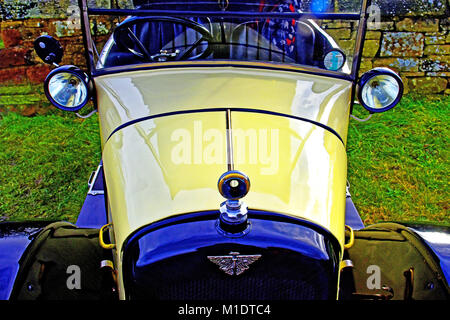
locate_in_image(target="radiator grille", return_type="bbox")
[128,248,334,300]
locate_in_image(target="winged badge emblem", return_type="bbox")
[207,252,261,276]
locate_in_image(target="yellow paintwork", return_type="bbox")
[96,64,352,298]
[102,112,229,299]
[95,65,352,145]
[103,112,229,254]
[230,111,347,247]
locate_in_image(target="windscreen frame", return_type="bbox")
[78,0,371,82]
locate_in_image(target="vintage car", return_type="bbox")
[0,0,448,301]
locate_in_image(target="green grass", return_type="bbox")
[347,94,449,226]
[0,112,101,222]
[0,94,448,226]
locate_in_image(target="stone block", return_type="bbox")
[424,44,450,56]
[0,28,23,47]
[363,40,380,57]
[440,18,450,32]
[381,32,424,57]
[26,64,51,84]
[336,40,355,56]
[420,55,450,72]
[401,72,425,76]
[426,72,450,77]
[367,0,447,16]
[359,59,373,73]
[321,21,352,29]
[19,27,45,42]
[425,33,447,45]
[365,31,382,40]
[408,77,448,93]
[323,28,352,40]
[0,21,23,29]
[51,20,77,38]
[396,18,439,33]
[367,21,395,31]
[0,66,27,85]
[23,19,46,28]
[373,57,420,72]
[0,47,28,68]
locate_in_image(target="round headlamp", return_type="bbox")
[44,65,92,112]
[218,171,250,200]
[357,68,404,113]
[323,49,346,71]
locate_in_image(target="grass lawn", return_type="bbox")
[347,94,449,226]
[0,94,448,226]
[0,111,101,222]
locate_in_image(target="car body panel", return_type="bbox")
[95,65,353,145]
[102,109,347,263]
[0,221,55,300]
[102,111,229,257]
[230,111,347,247]
[406,224,450,285]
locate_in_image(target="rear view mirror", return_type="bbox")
[34,35,64,66]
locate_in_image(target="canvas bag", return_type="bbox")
[340,223,449,300]
[11,222,116,300]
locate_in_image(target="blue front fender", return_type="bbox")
[405,223,450,286]
[0,221,56,300]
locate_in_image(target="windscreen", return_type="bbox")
[129,0,362,12]
[87,1,364,75]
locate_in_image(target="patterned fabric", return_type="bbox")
[260,0,302,56]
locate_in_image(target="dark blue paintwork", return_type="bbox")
[132,212,338,267]
[76,161,107,229]
[345,196,365,230]
[407,224,450,286]
[76,194,107,228]
[0,221,54,300]
[122,210,342,300]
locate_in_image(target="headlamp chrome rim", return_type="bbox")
[357,67,404,113]
[44,65,92,112]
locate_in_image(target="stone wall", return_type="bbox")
[0,0,448,115]
[330,0,449,95]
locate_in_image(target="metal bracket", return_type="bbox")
[87,163,104,196]
[76,109,98,119]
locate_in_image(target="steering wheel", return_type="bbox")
[113,16,214,62]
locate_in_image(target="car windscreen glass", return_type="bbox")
[86,1,362,75]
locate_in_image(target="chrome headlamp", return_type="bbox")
[357,68,404,113]
[44,65,92,112]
